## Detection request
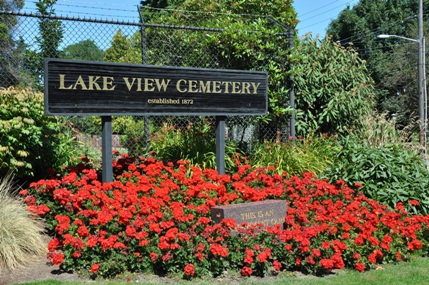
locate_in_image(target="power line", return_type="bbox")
[299,18,333,32]
[298,0,340,17]
[333,6,429,46]
[55,3,136,14]
[24,0,138,17]
[297,0,358,34]
[298,1,423,46]
[300,3,349,23]
[335,13,420,45]
[28,0,138,8]
[23,0,268,20]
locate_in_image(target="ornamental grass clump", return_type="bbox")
[0,173,46,271]
[250,134,340,177]
[20,154,429,279]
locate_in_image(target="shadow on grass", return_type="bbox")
[14,255,429,285]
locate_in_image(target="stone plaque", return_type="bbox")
[211,200,287,228]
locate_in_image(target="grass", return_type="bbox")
[13,255,429,285]
[0,173,47,271]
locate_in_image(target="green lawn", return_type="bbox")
[15,255,429,285]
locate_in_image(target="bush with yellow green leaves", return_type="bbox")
[0,87,78,181]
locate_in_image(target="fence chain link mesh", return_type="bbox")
[1,9,292,159]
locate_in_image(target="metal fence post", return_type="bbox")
[216,116,226,175]
[102,116,113,183]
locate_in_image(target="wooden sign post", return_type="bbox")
[44,59,268,181]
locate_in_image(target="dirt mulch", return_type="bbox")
[0,256,87,285]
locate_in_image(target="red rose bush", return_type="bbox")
[20,154,429,278]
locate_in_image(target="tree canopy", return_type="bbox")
[104,30,141,64]
[35,0,63,59]
[326,0,429,127]
[62,40,105,61]
[23,0,63,89]
[1,0,25,87]
[55,0,301,139]
[135,1,298,138]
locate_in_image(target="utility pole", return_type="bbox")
[418,0,427,157]
[379,1,426,158]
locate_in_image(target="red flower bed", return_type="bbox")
[20,154,429,278]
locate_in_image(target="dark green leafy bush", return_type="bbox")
[0,87,78,182]
[292,36,376,136]
[326,142,429,215]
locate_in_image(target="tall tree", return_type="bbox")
[36,0,63,59]
[326,0,429,126]
[104,29,141,63]
[137,0,297,139]
[140,0,181,9]
[0,0,25,87]
[140,0,183,21]
[24,0,63,88]
[377,23,422,127]
[61,40,105,61]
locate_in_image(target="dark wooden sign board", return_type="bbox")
[44,59,268,181]
[44,59,268,116]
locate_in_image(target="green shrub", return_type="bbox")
[0,87,78,181]
[68,116,101,136]
[249,134,340,177]
[122,118,149,157]
[0,173,46,270]
[292,36,376,136]
[326,141,429,215]
[149,117,241,172]
[68,115,135,136]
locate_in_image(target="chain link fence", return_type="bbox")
[1,9,293,159]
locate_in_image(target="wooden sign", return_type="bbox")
[44,59,268,116]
